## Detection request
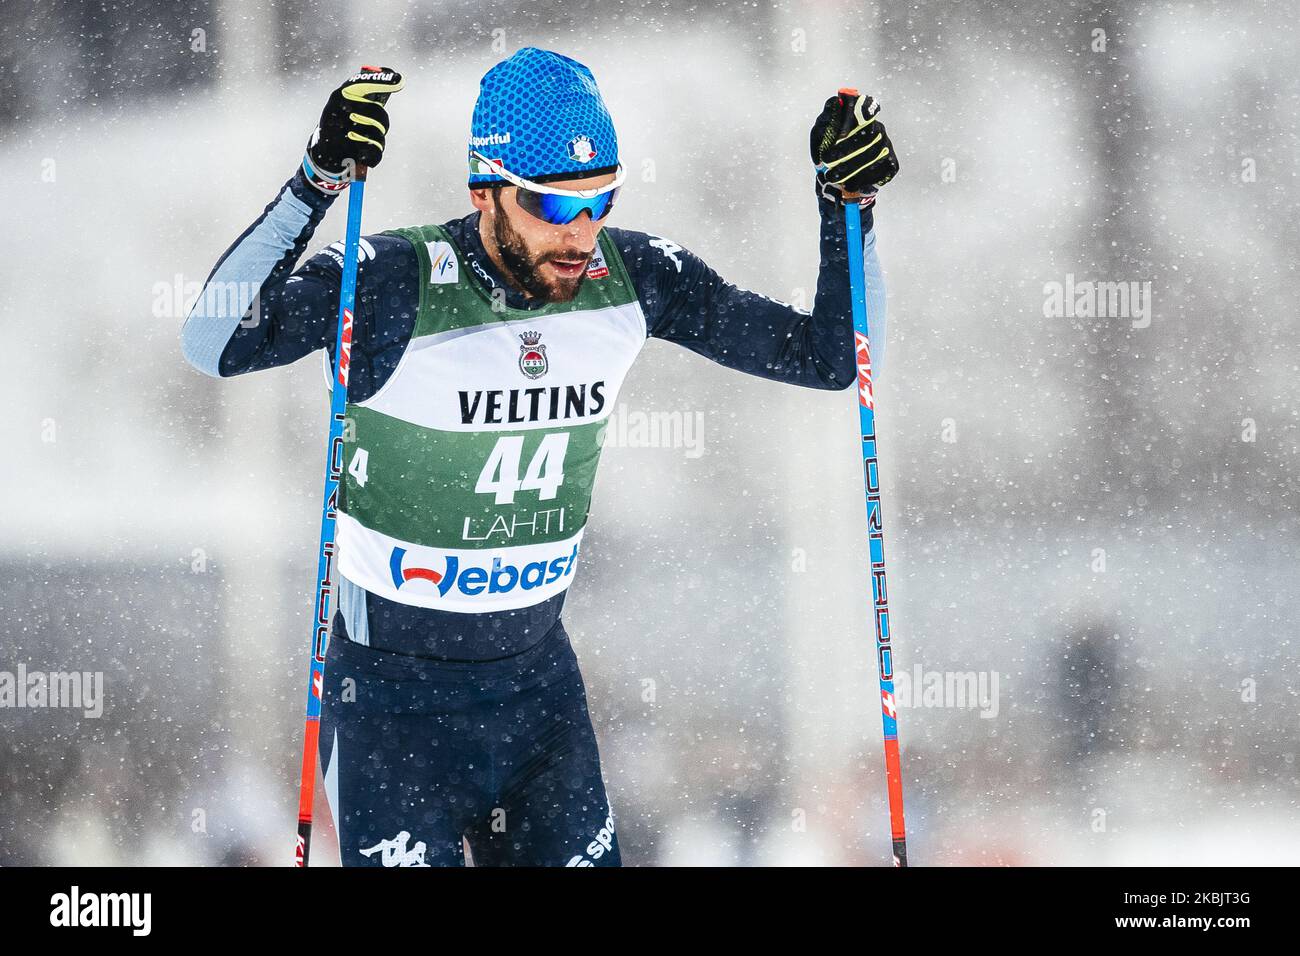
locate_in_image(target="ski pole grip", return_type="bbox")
[836,86,865,200]
[352,64,397,183]
[836,86,860,137]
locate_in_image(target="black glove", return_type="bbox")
[810,90,899,205]
[302,66,405,194]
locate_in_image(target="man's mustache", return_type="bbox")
[542,250,593,264]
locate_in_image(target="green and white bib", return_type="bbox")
[334,224,646,613]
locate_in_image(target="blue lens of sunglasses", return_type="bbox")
[516,186,619,225]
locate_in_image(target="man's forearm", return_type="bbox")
[632,196,885,391]
[807,196,886,384]
[180,170,335,377]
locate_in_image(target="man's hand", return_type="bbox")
[302,67,405,194]
[810,91,900,205]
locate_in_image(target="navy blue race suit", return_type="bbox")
[181,168,886,866]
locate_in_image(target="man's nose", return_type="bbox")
[565,211,600,249]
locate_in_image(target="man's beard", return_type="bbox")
[491,191,590,302]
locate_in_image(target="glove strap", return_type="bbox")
[816,173,878,208]
[302,146,351,195]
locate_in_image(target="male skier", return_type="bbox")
[181,48,899,866]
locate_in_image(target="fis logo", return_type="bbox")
[426,240,459,285]
[389,544,579,597]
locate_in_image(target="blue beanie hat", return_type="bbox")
[468,47,619,185]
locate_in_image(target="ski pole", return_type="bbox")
[837,86,909,867]
[294,73,386,867]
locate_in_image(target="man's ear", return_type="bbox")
[468,187,494,214]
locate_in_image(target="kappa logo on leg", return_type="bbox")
[360,830,431,867]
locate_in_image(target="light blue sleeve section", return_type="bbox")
[180,185,314,377]
[862,226,887,375]
[336,574,369,647]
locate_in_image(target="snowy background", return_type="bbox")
[1,0,1297,865]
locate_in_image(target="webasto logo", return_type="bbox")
[390,544,579,596]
